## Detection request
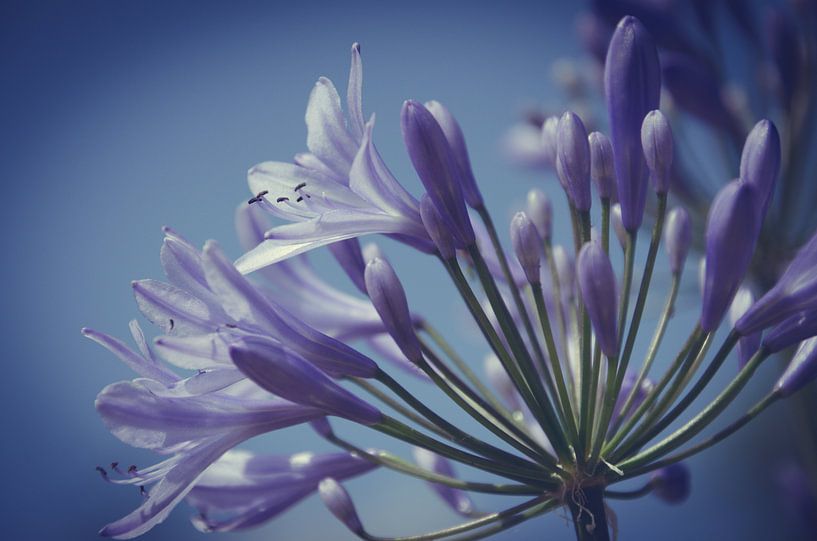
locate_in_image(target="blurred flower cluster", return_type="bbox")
[86,9,817,541]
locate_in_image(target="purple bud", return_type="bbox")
[510,212,542,285]
[318,478,364,535]
[764,308,817,353]
[776,337,817,397]
[663,206,691,275]
[328,238,367,294]
[589,131,616,199]
[526,189,552,241]
[556,111,592,211]
[641,110,673,194]
[651,463,691,504]
[310,417,335,439]
[577,241,619,357]
[541,116,560,165]
[362,242,385,264]
[412,448,475,516]
[425,100,483,209]
[740,119,780,216]
[729,288,761,369]
[365,258,422,362]
[605,15,661,232]
[611,203,627,248]
[419,194,456,260]
[230,336,382,425]
[401,100,474,248]
[737,231,817,334]
[700,181,759,332]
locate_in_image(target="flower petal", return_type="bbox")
[305,77,358,177]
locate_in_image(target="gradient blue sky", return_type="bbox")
[1,1,807,540]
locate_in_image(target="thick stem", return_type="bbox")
[566,484,610,541]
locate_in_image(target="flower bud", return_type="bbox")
[700,181,759,332]
[663,206,691,275]
[651,463,691,504]
[589,131,616,199]
[328,238,367,294]
[611,203,628,248]
[605,15,661,232]
[319,478,364,535]
[526,189,552,241]
[764,308,817,353]
[230,336,382,425]
[412,448,475,516]
[401,100,474,247]
[556,111,592,211]
[577,241,619,357]
[510,212,542,285]
[420,194,456,260]
[365,258,422,362]
[641,110,673,194]
[740,119,780,216]
[362,242,385,264]
[425,100,483,209]
[776,337,817,397]
[737,230,817,334]
[729,288,761,369]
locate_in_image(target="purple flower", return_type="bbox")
[189,450,376,533]
[641,110,673,194]
[511,212,543,285]
[700,181,759,332]
[556,111,592,211]
[589,131,616,200]
[229,335,383,425]
[729,288,762,369]
[740,119,780,216]
[419,193,456,260]
[737,230,817,334]
[651,463,691,504]
[776,337,817,397]
[604,15,661,232]
[364,257,422,363]
[412,448,476,516]
[764,308,817,353]
[577,241,619,357]
[401,100,475,248]
[663,206,691,275]
[319,478,365,535]
[425,100,483,209]
[526,189,553,242]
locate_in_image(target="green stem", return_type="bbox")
[577,210,594,458]
[352,377,451,439]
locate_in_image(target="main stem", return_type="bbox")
[566,484,610,541]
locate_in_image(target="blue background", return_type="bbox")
[1,1,806,540]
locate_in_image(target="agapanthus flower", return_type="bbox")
[88,22,817,541]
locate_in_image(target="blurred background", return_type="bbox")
[1,0,812,540]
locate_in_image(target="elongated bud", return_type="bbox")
[729,288,761,369]
[663,206,691,275]
[526,189,552,241]
[365,258,422,362]
[541,116,560,165]
[764,309,817,353]
[701,181,759,332]
[740,119,780,216]
[420,194,456,260]
[641,110,673,194]
[737,231,817,334]
[230,336,382,425]
[589,131,616,199]
[319,478,364,535]
[651,463,691,504]
[328,238,367,294]
[401,100,474,247]
[605,15,661,232]
[425,100,483,209]
[556,111,592,211]
[611,203,627,248]
[776,336,817,397]
[511,212,542,285]
[412,448,475,516]
[577,241,619,357]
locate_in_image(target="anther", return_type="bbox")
[296,196,304,203]
[111,462,123,474]
[294,182,307,191]
[276,197,290,203]
[127,465,138,476]
[168,319,175,331]
[95,466,108,480]
[224,323,237,328]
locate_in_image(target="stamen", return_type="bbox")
[293,182,307,191]
[139,486,147,498]
[296,196,304,203]
[224,323,237,328]
[247,190,269,205]
[127,465,138,476]
[95,466,108,480]
[111,462,123,474]
[276,197,290,203]
[168,319,175,331]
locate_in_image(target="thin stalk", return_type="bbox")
[577,210,594,458]
[600,198,610,254]
[352,377,450,439]
[588,355,619,467]
[604,482,653,500]
[616,347,770,472]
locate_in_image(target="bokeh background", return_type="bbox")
[1,1,809,540]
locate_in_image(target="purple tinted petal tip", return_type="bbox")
[577,241,618,357]
[510,212,542,285]
[319,478,364,535]
[364,258,422,362]
[556,111,592,211]
[641,110,673,194]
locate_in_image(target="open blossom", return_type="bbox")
[87,24,817,541]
